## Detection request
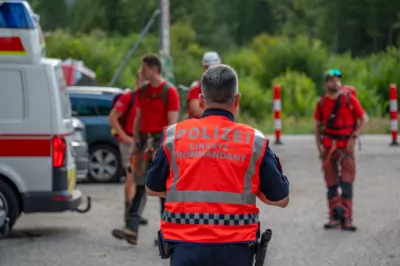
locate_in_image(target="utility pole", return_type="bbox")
[160,0,170,55]
[159,0,174,84]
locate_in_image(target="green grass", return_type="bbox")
[237,115,392,134]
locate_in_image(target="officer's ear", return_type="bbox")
[234,93,241,109]
[198,93,205,108]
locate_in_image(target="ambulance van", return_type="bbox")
[0,0,91,233]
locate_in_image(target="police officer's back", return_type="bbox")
[146,64,290,266]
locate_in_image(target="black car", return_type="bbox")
[68,86,125,183]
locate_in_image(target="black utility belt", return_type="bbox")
[138,132,162,140]
[323,132,351,140]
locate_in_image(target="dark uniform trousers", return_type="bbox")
[170,243,255,266]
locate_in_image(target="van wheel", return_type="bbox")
[88,144,122,183]
[0,179,20,232]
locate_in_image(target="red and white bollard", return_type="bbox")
[273,84,282,144]
[389,84,398,146]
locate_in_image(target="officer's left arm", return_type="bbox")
[145,145,169,198]
[257,142,290,208]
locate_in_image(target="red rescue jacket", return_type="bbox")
[161,115,267,244]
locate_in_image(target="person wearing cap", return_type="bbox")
[146,64,289,266]
[186,51,221,119]
[314,69,368,231]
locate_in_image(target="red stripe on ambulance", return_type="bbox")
[0,138,51,157]
[0,37,25,52]
[0,133,73,157]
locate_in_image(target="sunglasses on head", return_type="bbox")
[325,69,342,79]
[327,69,342,78]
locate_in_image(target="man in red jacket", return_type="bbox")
[112,54,180,246]
[314,69,368,231]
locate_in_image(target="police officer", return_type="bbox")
[314,69,369,231]
[146,64,290,266]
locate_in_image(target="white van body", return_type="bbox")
[0,0,90,232]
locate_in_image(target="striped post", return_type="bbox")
[273,85,282,145]
[389,84,399,146]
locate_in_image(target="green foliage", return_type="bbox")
[238,76,272,121]
[45,28,400,121]
[272,71,318,118]
[251,34,328,93]
[34,0,400,129]
[46,30,159,87]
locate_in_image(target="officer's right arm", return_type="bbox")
[257,142,289,208]
[145,146,169,198]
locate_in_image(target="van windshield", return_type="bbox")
[55,64,72,119]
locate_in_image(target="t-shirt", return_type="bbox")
[138,81,180,133]
[114,91,138,138]
[186,80,202,118]
[314,94,364,148]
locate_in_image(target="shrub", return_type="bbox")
[271,71,318,118]
[251,34,328,93]
[238,76,272,121]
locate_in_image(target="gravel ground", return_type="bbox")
[0,135,399,266]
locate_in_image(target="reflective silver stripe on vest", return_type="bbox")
[163,210,259,226]
[164,124,179,191]
[163,125,266,205]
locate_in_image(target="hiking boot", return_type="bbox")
[111,227,138,245]
[139,216,148,226]
[341,218,357,232]
[324,196,343,229]
[324,218,341,229]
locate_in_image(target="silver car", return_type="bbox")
[72,118,89,181]
[0,194,8,238]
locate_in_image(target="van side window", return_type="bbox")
[0,70,24,120]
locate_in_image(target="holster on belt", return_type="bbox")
[157,230,172,259]
[254,229,272,266]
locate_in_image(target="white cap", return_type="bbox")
[202,51,221,67]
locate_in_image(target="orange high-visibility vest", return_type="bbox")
[161,115,268,244]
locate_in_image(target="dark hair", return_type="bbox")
[142,54,162,73]
[200,64,238,104]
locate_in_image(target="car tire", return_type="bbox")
[88,144,123,183]
[0,179,20,233]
